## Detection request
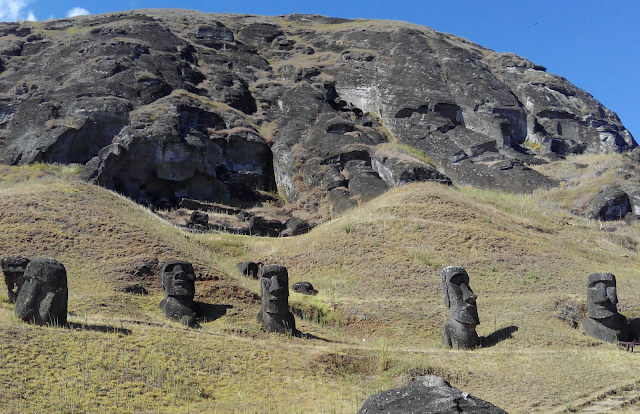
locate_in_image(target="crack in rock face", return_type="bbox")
[0,10,635,218]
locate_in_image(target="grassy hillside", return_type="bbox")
[1,156,640,413]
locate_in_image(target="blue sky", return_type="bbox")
[2,0,639,143]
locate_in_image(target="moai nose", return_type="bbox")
[594,282,609,303]
[462,283,477,304]
[269,276,282,293]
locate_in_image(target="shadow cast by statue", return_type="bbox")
[198,302,232,323]
[481,326,518,348]
[67,322,132,335]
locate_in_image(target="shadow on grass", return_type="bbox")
[198,302,233,323]
[297,331,331,342]
[67,322,132,335]
[481,325,518,347]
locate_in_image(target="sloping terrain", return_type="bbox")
[1,158,640,413]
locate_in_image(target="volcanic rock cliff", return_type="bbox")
[0,9,634,217]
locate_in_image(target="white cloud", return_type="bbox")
[0,0,32,21]
[26,10,35,21]
[66,7,90,18]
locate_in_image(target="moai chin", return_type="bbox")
[441,266,480,349]
[257,264,296,334]
[583,272,627,343]
[159,260,200,327]
[1,255,30,303]
[14,257,68,325]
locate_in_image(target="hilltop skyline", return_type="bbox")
[1,0,638,143]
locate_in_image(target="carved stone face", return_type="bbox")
[2,256,30,302]
[587,272,618,319]
[441,266,479,326]
[260,265,289,314]
[161,261,196,298]
[14,257,68,325]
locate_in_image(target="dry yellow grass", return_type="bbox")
[1,159,640,413]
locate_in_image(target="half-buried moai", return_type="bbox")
[441,266,480,349]
[257,265,297,334]
[1,255,30,303]
[159,260,200,327]
[583,272,628,343]
[14,258,68,325]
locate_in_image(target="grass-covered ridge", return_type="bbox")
[1,158,640,413]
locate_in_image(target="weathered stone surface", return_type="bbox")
[583,272,627,343]
[586,187,632,221]
[0,10,635,219]
[357,375,508,414]
[292,281,318,295]
[1,255,29,303]
[257,264,297,334]
[441,266,480,349]
[159,260,200,327]
[236,261,259,279]
[186,211,209,230]
[14,257,68,325]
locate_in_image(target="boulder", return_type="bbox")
[292,281,318,295]
[237,261,259,279]
[357,375,508,414]
[587,187,631,221]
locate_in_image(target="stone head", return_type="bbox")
[2,255,30,279]
[14,257,68,325]
[259,264,289,314]
[161,261,196,299]
[441,266,479,326]
[587,272,618,319]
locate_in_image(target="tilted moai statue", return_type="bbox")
[2,255,30,303]
[441,266,480,349]
[14,258,68,325]
[583,272,627,343]
[159,261,200,327]
[257,265,297,334]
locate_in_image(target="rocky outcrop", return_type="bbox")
[357,375,508,414]
[0,10,635,216]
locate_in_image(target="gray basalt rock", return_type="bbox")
[257,264,297,334]
[357,375,508,414]
[1,255,29,303]
[583,272,627,343]
[0,10,634,218]
[441,266,480,349]
[586,187,632,221]
[14,258,68,325]
[236,261,259,279]
[186,211,209,230]
[291,281,318,295]
[159,260,200,327]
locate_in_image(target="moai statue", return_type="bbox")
[257,265,297,334]
[14,258,68,325]
[159,261,200,327]
[441,266,480,349]
[1,255,30,303]
[583,272,628,343]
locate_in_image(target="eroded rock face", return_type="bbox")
[0,10,634,215]
[357,375,508,414]
[14,257,68,325]
[583,272,627,343]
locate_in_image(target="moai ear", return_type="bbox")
[441,272,450,307]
